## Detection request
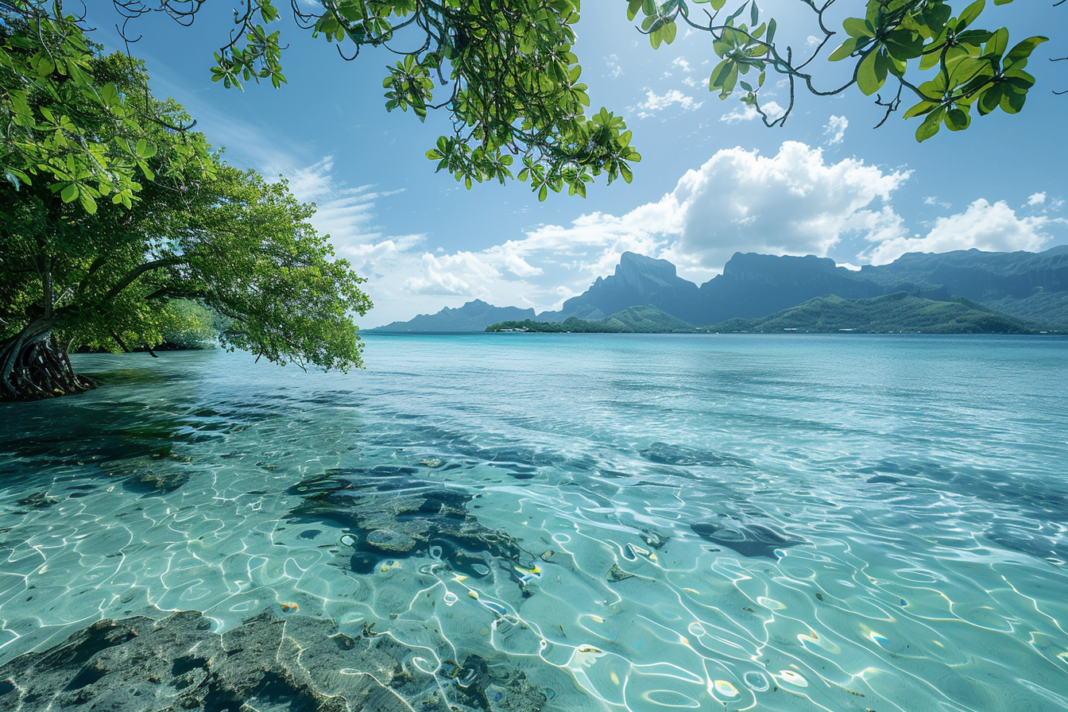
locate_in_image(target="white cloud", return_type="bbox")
[661,142,909,269]
[823,115,848,145]
[864,199,1060,265]
[682,76,700,88]
[923,196,952,209]
[605,53,623,79]
[1028,192,1047,206]
[720,101,785,124]
[672,57,693,72]
[806,35,821,47]
[637,88,704,118]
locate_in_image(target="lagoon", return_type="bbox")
[1,334,1067,710]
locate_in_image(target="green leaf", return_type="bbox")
[79,191,97,214]
[1000,88,1026,113]
[977,84,1002,114]
[843,17,873,38]
[903,100,939,119]
[915,107,945,141]
[61,184,79,203]
[1005,36,1048,68]
[956,0,985,31]
[884,29,924,61]
[856,49,887,95]
[829,38,859,62]
[945,107,970,131]
[983,27,1009,59]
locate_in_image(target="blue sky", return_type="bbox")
[96,2,1066,327]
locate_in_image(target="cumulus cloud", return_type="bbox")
[660,142,910,268]
[720,101,785,124]
[924,196,952,209]
[392,142,910,303]
[823,115,848,145]
[637,88,704,118]
[864,199,1059,265]
[1028,192,1047,206]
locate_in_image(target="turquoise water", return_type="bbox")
[2,334,1067,710]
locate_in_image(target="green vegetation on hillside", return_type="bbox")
[708,293,1036,334]
[489,294,1047,335]
[487,305,695,333]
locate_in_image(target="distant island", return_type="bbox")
[487,294,1046,335]
[367,247,1068,335]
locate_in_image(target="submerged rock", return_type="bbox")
[0,610,412,712]
[446,655,547,712]
[288,469,535,590]
[366,528,417,553]
[126,469,190,494]
[606,564,637,583]
[15,492,57,508]
[0,608,547,712]
[639,442,750,468]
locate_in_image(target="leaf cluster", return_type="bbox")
[0,9,213,207]
[12,0,640,201]
[627,0,1050,139]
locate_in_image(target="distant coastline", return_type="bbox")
[367,247,1068,335]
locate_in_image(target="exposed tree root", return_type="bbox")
[0,329,96,402]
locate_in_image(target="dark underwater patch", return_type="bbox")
[288,467,540,591]
[690,520,802,559]
[640,442,751,468]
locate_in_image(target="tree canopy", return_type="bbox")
[628,0,1052,141]
[2,0,641,202]
[1,0,1057,206]
[0,48,370,400]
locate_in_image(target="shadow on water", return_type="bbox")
[860,457,1068,561]
[0,361,299,501]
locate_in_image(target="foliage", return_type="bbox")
[2,1,640,202]
[626,0,1050,140]
[0,50,372,399]
[707,293,1036,333]
[488,296,1041,334]
[157,299,219,350]
[0,8,213,209]
[488,305,697,333]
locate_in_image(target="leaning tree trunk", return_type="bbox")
[0,322,95,401]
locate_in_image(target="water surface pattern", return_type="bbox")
[1,335,1067,711]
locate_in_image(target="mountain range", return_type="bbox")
[366,247,1068,333]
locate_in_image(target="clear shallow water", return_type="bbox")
[1,334,1067,711]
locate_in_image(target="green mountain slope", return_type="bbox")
[487,305,695,333]
[707,293,1036,334]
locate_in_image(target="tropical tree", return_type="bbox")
[0,48,371,401]
[626,0,1052,141]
